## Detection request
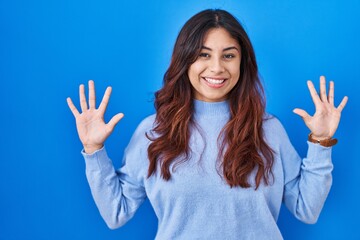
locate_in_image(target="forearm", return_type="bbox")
[284,142,333,224]
[82,147,139,229]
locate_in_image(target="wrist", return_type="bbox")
[310,134,330,141]
[84,144,103,154]
[308,133,338,147]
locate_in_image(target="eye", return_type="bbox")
[223,54,235,59]
[199,52,210,58]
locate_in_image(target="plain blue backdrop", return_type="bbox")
[1,0,359,239]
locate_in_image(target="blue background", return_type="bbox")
[1,0,359,239]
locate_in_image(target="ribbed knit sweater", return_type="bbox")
[82,100,333,239]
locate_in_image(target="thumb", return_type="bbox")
[107,113,125,131]
[293,108,311,122]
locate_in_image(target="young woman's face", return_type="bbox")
[188,28,241,102]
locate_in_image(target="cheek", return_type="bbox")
[188,62,204,79]
[229,62,241,79]
[187,66,198,87]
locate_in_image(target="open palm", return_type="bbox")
[67,80,124,153]
[293,76,348,140]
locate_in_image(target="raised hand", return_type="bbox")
[67,80,124,154]
[293,76,348,140]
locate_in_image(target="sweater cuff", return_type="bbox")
[305,141,332,164]
[81,146,113,172]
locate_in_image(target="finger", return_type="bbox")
[293,108,311,122]
[107,113,124,132]
[88,80,96,109]
[79,84,88,112]
[337,96,348,112]
[307,80,322,106]
[328,81,334,105]
[98,86,112,114]
[319,76,328,102]
[67,97,80,117]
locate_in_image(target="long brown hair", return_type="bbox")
[146,9,274,189]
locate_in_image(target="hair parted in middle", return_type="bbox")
[146,9,274,189]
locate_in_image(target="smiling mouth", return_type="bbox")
[203,77,226,85]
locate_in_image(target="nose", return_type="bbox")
[209,57,225,73]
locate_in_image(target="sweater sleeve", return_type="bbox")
[82,116,155,229]
[278,122,333,224]
[82,146,147,229]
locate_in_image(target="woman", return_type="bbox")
[67,9,348,239]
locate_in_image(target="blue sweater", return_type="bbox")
[82,100,333,239]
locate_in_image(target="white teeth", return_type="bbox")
[204,77,225,84]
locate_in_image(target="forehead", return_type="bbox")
[202,28,240,49]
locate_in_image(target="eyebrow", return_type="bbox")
[201,46,240,52]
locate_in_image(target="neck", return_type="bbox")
[193,99,230,117]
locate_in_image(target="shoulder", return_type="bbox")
[122,114,156,172]
[123,114,156,153]
[262,113,286,133]
[131,114,156,139]
[262,113,290,145]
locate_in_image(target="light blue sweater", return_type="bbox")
[83,100,333,239]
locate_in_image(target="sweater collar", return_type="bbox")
[193,99,230,117]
